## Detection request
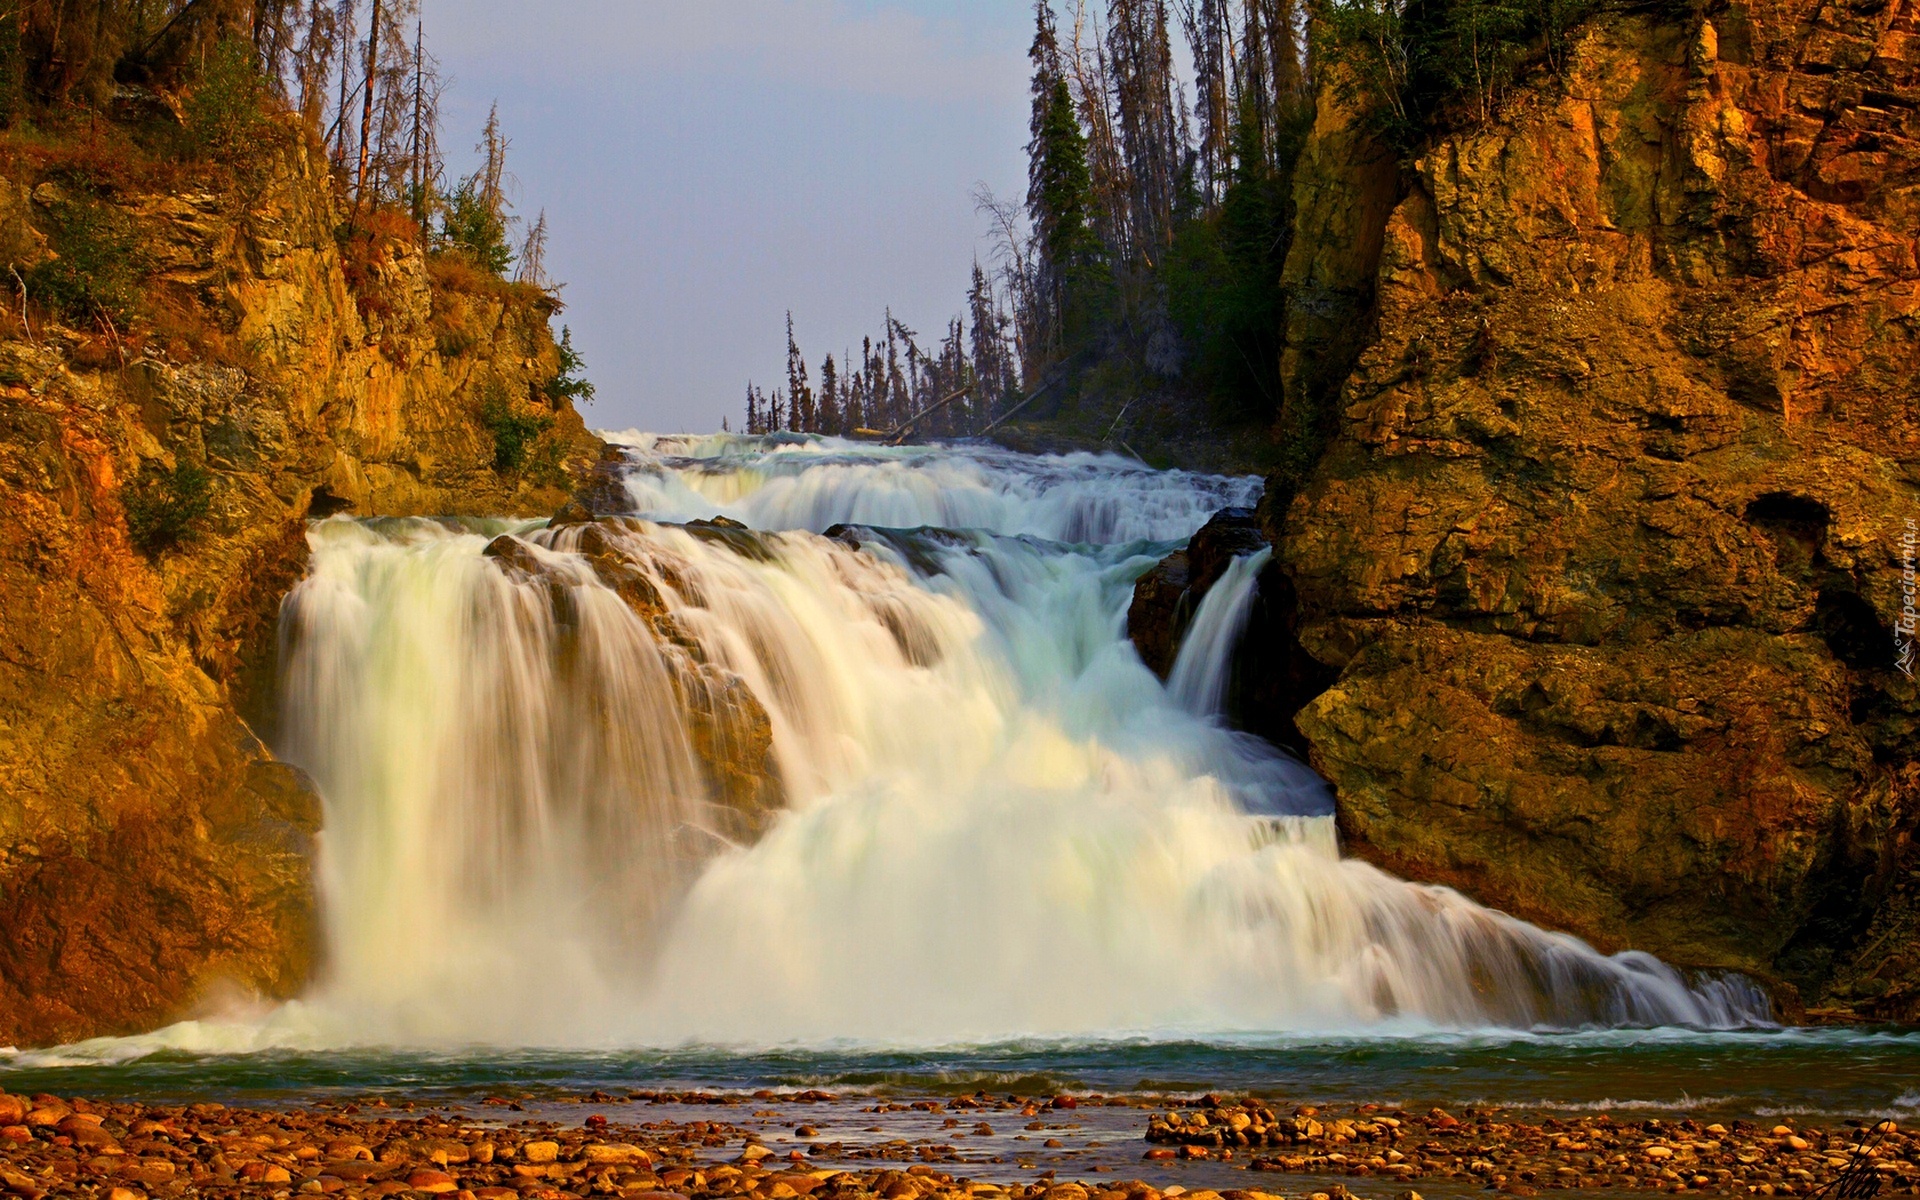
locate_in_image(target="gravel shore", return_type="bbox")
[2,1087,1912,1200]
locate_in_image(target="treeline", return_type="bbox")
[749,0,1605,448]
[741,279,1019,438]
[745,0,1313,441]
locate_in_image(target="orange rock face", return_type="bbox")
[0,134,600,1047]
[1275,0,1920,1011]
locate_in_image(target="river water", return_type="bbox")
[3,435,1914,1138]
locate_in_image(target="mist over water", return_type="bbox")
[4,435,1776,1077]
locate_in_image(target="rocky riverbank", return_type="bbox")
[0,1087,1188,1200]
[5,1084,1916,1200]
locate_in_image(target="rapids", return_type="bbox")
[250,435,1771,1047]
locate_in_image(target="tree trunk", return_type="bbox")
[356,0,380,199]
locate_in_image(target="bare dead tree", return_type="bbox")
[354,0,379,197]
[409,17,421,222]
[330,0,353,164]
[1067,1,1131,265]
[516,209,548,287]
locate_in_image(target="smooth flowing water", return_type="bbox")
[8,434,1911,1124]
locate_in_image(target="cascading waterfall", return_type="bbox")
[1169,547,1272,718]
[598,430,1263,542]
[273,434,1770,1047]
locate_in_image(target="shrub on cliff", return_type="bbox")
[543,326,595,405]
[26,189,143,325]
[479,382,553,474]
[175,36,279,176]
[441,181,513,277]
[125,461,215,555]
[1315,0,1599,148]
[440,105,515,277]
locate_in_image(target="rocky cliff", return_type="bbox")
[0,120,601,1048]
[1238,0,1920,1014]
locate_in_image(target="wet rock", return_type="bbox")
[561,518,785,840]
[1127,548,1190,680]
[1128,506,1270,678]
[550,497,596,527]
[672,517,774,567]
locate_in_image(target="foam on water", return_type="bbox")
[594,432,1263,542]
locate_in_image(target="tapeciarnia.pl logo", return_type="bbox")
[1899,517,1917,680]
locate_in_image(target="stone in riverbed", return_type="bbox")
[406,1168,459,1193]
[56,1114,121,1150]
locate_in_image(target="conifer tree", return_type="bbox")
[819,354,842,436]
[1027,0,1102,360]
[844,354,866,433]
[884,315,905,429]
[785,312,815,432]
[968,261,1015,421]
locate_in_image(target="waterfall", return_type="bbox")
[273,435,1771,1046]
[1169,547,1272,717]
[597,431,1263,542]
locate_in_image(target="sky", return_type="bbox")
[423,1,1037,433]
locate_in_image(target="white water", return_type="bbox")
[598,431,1262,542]
[1169,547,1272,717]
[14,435,1766,1060]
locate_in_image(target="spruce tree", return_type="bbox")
[1026,0,1102,358]
[844,357,866,433]
[967,261,1014,421]
[785,312,815,431]
[819,354,842,436]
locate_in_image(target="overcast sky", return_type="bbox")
[423,1,1035,433]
